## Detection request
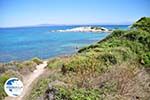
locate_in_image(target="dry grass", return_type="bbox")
[90,62,150,99]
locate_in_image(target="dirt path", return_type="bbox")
[5,61,48,100]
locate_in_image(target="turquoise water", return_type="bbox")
[0,25,129,62]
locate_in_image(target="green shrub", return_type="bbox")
[124,30,150,45]
[106,30,126,38]
[32,57,43,65]
[0,62,19,75]
[17,61,36,74]
[0,75,9,100]
[131,17,150,33]
[100,39,122,48]
[78,44,99,53]
[47,58,63,69]
[0,64,6,75]
[141,52,150,68]
[122,40,145,55]
[100,53,117,65]
[27,78,51,100]
[145,35,150,49]
[97,30,126,45]
[64,55,103,73]
[124,30,140,41]
[56,87,101,100]
[1,70,22,80]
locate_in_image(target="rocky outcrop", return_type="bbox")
[44,84,58,100]
[51,26,111,33]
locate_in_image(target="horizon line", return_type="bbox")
[0,23,132,28]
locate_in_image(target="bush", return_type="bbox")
[0,64,6,75]
[0,75,9,100]
[17,61,37,75]
[141,52,150,68]
[27,78,51,100]
[1,70,22,80]
[124,30,150,45]
[0,62,19,75]
[124,30,140,41]
[32,57,43,65]
[97,30,126,44]
[47,58,63,69]
[107,30,125,38]
[55,87,101,100]
[64,55,103,74]
[78,44,99,53]
[100,53,117,65]
[131,17,150,33]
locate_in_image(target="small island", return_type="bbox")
[51,26,112,33]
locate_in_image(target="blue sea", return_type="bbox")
[0,25,129,62]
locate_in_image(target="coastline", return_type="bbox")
[1,17,150,100]
[0,25,129,63]
[0,37,104,64]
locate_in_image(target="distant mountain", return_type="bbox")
[36,24,67,26]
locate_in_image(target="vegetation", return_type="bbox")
[32,57,43,65]
[47,57,64,69]
[0,75,8,100]
[27,78,51,100]
[141,52,150,68]
[55,87,101,100]
[0,59,42,99]
[131,17,150,32]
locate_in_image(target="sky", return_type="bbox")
[0,0,150,27]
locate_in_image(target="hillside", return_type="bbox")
[28,17,150,100]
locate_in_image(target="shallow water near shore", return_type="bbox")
[0,25,128,62]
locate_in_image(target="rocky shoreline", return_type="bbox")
[51,26,112,33]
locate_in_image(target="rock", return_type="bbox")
[99,82,105,88]
[51,26,111,33]
[61,64,67,75]
[44,84,58,100]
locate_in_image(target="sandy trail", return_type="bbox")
[5,61,48,100]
